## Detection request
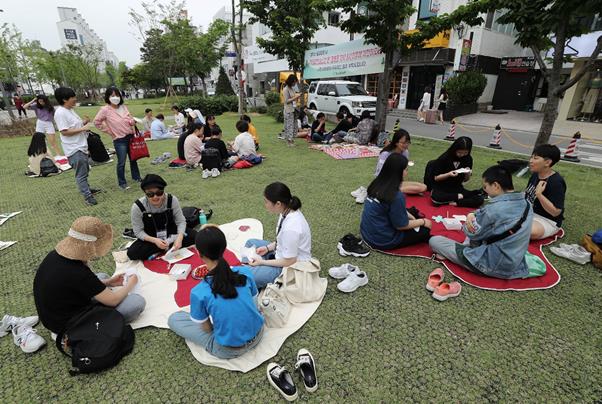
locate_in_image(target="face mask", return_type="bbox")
[109,96,120,105]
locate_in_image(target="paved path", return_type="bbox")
[386,116,602,169]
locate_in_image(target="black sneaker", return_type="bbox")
[122,228,136,239]
[90,188,102,195]
[337,234,370,258]
[85,196,98,206]
[295,349,318,393]
[267,363,298,401]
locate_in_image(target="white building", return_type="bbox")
[56,7,119,69]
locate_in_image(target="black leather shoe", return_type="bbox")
[295,349,318,392]
[267,363,298,401]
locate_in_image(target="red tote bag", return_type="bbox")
[129,127,150,161]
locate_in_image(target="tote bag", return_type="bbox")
[279,258,327,304]
[129,127,150,161]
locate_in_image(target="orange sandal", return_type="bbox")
[432,282,462,301]
[426,268,444,292]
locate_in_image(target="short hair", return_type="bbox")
[482,165,513,191]
[206,114,216,121]
[532,144,561,166]
[156,113,165,120]
[171,105,180,111]
[236,120,249,133]
[54,87,76,105]
[336,112,345,120]
[211,126,222,136]
[316,112,325,119]
[240,114,251,123]
[104,87,123,105]
[145,108,152,114]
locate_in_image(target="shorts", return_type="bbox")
[533,213,560,239]
[36,120,56,135]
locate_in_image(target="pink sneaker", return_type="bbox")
[426,268,444,292]
[432,282,462,301]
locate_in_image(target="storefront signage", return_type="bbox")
[405,29,451,49]
[458,39,472,71]
[64,29,77,40]
[500,56,536,72]
[303,39,385,79]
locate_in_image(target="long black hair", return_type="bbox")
[264,182,302,210]
[35,95,54,113]
[367,153,408,203]
[437,136,473,162]
[27,132,47,157]
[285,74,298,88]
[195,226,247,299]
[382,129,410,154]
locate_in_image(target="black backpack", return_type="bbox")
[87,131,110,163]
[423,159,438,191]
[40,157,60,177]
[182,207,213,228]
[201,147,222,171]
[56,305,135,376]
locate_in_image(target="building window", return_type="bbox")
[418,0,437,20]
[490,10,516,36]
[328,12,340,26]
[484,10,495,29]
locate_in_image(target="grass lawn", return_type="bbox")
[1,111,601,402]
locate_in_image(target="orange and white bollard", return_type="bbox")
[488,124,502,149]
[561,132,581,162]
[445,119,456,141]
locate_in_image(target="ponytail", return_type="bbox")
[264,182,302,211]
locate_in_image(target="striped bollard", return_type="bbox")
[488,124,502,149]
[393,119,400,132]
[444,119,456,141]
[561,132,581,162]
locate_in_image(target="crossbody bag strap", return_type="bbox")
[484,202,530,245]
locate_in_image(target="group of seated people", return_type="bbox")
[295,107,380,146]
[360,132,566,280]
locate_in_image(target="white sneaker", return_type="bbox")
[12,325,46,353]
[355,188,368,204]
[328,138,336,144]
[202,169,210,179]
[350,186,366,198]
[328,263,359,279]
[550,244,591,265]
[211,168,220,178]
[0,314,39,337]
[337,271,368,293]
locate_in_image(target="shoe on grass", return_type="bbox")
[355,189,367,204]
[267,363,298,401]
[337,271,368,293]
[350,186,366,198]
[432,282,462,301]
[85,196,98,206]
[90,188,102,195]
[328,263,359,280]
[122,228,136,240]
[0,314,39,337]
[211,168,220,178]
[119,184,131,190]
[202,169,210,179]
[426,268,444,292]
[12,325,46,353]
[337,234,370,258]
[295,348,318,393]
[550,244,591,265]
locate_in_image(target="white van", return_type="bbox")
[307,80,376,117]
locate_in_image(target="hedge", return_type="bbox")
[176,95,239,116]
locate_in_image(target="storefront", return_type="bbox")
[492,56,541,111]
[561,60,602,123]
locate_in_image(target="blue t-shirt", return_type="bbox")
[360,191,409,249]
[189,266,264,347]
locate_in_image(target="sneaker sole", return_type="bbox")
[297,349,318,393]
[266,364,298,402]
[328,270,351,280]
[432,291,461,301]
[337,278,368,293]
[20,340,46,353]
[337,242,370,258]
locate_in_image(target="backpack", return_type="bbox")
[40,157,60,177]
[201,147,222,171]
[87,131,110,163]
[56,305,135,375]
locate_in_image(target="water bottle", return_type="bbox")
[199,210,207,226]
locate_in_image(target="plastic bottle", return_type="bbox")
[199,210,207,225]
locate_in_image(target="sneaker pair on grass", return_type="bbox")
[550,243,591,265]
[202,168,221,179]
[350,186,367,204]
[337,234,370,258]
[0,314,46,353]
[329,263,368,293]
[267,349,317,401]
[426,268,462,301]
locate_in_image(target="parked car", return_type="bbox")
[307,80,376,117]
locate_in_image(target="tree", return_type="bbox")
[231,0,245,113]
[128,0,186,43]
[194,20,230,94]
[216,65,235,96]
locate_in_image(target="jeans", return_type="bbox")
[67,150,92,199]
[333,131,348,143]
[168,311,264,359]
[243,238,282,289]
[96,273,146,323]
[311,132,326,142]
[113,135,141,187]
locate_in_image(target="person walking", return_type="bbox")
[94,87,142,190]
[23,95,61,156]
[283,74,301,147]
[13,94,27,118]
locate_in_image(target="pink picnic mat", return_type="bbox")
[310,144,380,160]
[375,193,563,291]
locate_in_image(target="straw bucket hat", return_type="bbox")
[55,216,113,262]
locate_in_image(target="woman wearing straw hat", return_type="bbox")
[127,174,198,261]
[33,217,146,335]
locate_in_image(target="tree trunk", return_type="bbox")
[299,65,306,109]
[375,50,394,132]
[535,90,561,147]
[201,76,208,96]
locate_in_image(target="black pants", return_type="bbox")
[431,188,484,208]
[177,132,191,160]
[394,226,431,248]
[127,228,198,260]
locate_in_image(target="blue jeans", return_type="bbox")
[168,311,264,359]
[96,273,146,323]
[113,135,141,187]
[67,150,92,199]
[311,132,326,142]
[243,239,282,289]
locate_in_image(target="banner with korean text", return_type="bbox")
[303,40,385,79]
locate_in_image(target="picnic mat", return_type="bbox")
[114,218,327,372]
[309,143,380,160]
[375,193,562,291]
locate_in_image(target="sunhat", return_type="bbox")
[55,216,113,262]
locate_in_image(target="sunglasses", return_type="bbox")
[145,190,165,198]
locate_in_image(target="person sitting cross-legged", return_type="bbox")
[150,114,175,140]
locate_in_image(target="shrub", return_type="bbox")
[267,103,283,123]
[444,70,487,105]
[264,91,280,106]
[178,95,239,116]
[250,106,267,114]
[216,66,235,96]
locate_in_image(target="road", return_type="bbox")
[386,116,602,169]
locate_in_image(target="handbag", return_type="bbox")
[129,127,150,161]
[259,282,291,328]
[279,258,327,304]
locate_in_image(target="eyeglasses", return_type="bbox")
[145,190,165,198]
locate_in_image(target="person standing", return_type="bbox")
[53,87,100,206]
[283,74,301,147]
[23,95,61,156]
[417,86,431,122]
[437,88,448,124]
[94,87,142,191]
[13,94,27,118]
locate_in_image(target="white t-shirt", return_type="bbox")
[275,210,312,261]
[54,106,88,157]
[233,132,256,157]
[175,112,186,128]
[421,92,431,110]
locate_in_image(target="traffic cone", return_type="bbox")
[392,119,400,132]
[444,119,456,140]
[488,124,502,149]
[561,132,581,162]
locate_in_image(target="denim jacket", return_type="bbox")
[463,192,533,279]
